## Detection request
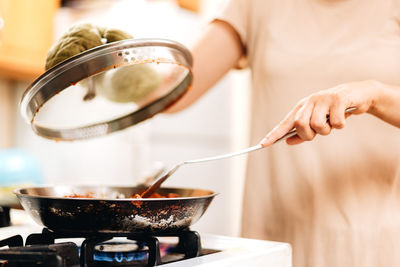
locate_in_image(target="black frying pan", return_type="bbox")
[14,186,217,234]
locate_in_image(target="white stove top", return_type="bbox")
[0,210,292,266]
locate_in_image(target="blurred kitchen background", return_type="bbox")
[0,0,251,237]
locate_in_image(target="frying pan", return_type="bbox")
[14,186,217,234]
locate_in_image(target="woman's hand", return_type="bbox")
[260,80,400,147]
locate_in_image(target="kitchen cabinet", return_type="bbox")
[0,80,14,148]
[0,0,59,80]
[176,0,200,12]
[0,0,59,148]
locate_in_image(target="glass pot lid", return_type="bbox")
[20,39,193,141]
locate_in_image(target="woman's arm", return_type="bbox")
[370,82,400,128]
[261,80,400,146]
[165,20,244,112]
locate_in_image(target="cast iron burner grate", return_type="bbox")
[0,228,214,267]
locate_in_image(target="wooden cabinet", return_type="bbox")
[0,80,13,148]
[176,0,200,12]
[0,0,59,81]
[0,0,59,148]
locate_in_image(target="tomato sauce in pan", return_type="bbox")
[64,192,180,199]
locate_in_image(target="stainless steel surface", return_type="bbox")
[142,107,357,197]
[82,77,96,101]
[20,39,193,140]
[14,186,217,233]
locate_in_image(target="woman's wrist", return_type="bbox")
[366,80,400,127]
[366,80,385,114]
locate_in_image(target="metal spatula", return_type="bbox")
[140,133,288,198]
[141,107,356,198]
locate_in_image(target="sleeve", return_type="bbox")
[212,0,250,52]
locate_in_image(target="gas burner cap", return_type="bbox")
[95,241,148,253]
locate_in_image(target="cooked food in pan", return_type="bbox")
[132,192,180,199]
[64,191,180,199]
[64,192,96,198]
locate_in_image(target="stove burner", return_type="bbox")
[94,241,148,263]
[0,228,209,266]
[0,207,11,228]
[0,239,80,266]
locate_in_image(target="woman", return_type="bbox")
[168,0,400,266]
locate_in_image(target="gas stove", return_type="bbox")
[0,210,291,266]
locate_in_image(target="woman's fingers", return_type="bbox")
[286,135,304,145]
[260,102,304,147]
[293,102,316,141]
[260,124,292,147]
[329,98,346,129]
[261,93,345,147]
[310,103,332,135]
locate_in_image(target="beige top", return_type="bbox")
[217,0,400,266]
